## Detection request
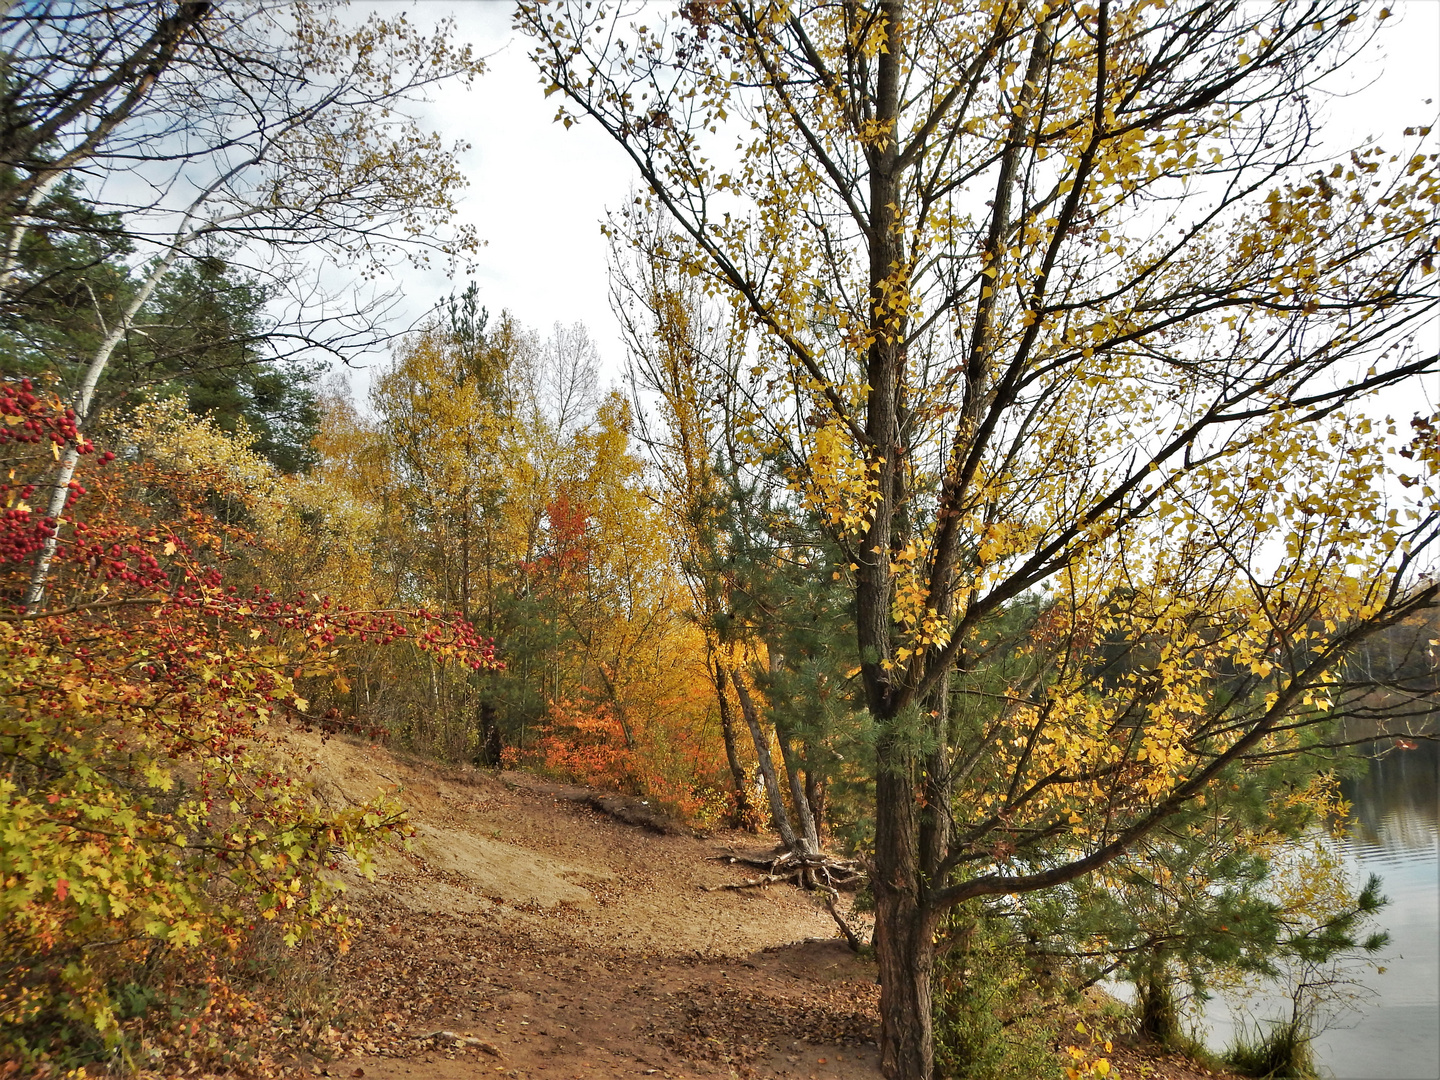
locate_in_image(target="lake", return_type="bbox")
[1201,740,1440,1080]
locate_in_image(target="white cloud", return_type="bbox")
[391,2,642,391]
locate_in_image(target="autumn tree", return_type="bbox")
[524,1,1440,1075]
[618,212,879,843]
[365,311,569,753]
[614,217,762,820]
[0,381,493,1063]
[371,297,515,623]
[339,307,724,805]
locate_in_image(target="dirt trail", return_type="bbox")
[282,731,1235,1080]
[287,731,882,1080]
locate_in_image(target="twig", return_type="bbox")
[419,1030,497,1053]
[1,596,167,622]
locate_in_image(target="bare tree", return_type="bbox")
[0,1,213,275]
[3,1,484,608]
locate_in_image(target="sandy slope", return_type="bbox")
[277,730,1235,1080]
[284,730,883,1080]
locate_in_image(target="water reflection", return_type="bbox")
[1204,741,1440,1080]
[1344,741,1440,852]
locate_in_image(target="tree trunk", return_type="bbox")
[1137,956,1179,1044]
[804,756,826,847]
[476,700,502,768]
[876,900,936,1080]
[731,669,801,851]
[860,4,932,1075]
[874,759,935,1080]
[713,657,751,821]
[595,662,637,749]
[612,698,637,750]
[774,720,819,854]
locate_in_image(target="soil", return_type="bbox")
[270,730,1238,1080]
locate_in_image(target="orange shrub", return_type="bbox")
[517,692,731,828]
[530,697,641,792]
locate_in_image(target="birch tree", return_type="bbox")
[6,1,482,609]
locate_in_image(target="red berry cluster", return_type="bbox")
[0,380,90,451]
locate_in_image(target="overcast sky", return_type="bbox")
[345,1,1440,398]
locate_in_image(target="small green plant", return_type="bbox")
[1222,875,1389,1080]
[1225,1017,1319,1079]
[114,981,163,1021]
[932,914,1063,1080]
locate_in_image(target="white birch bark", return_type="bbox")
[22,155,259,610]
[23,246,179,609]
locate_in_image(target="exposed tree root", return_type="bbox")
[821,887,866,952]
[714,847,865,886]
[707,848,869,951]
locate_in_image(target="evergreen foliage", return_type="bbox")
[0,172,321,472]
[932,913,1063,1080]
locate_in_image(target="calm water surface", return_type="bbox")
[1202,742,1440,1080]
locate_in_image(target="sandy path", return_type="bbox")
[283,731,882,1080]
[277,731,1236,1080]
